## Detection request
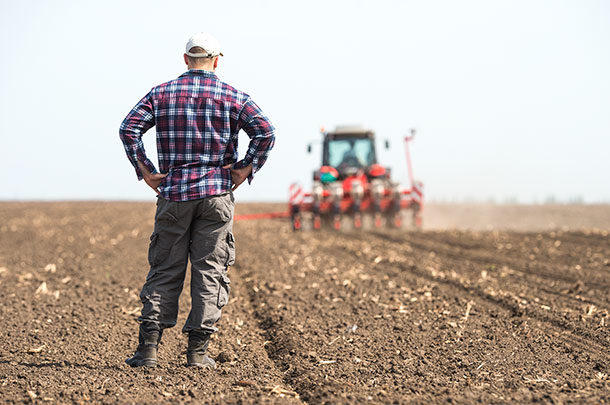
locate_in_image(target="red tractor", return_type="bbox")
[289,126,423,231]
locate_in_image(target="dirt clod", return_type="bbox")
[217,351,236,363]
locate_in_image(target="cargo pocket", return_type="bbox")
[147,233,159,266]
[217,273,231,308]
[147,232,172,267]
[225,232,235,267]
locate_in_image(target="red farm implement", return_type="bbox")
[288,126,423,231]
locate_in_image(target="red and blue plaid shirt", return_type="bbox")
[119,69,275,201]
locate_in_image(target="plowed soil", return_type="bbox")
[0,202,608,403]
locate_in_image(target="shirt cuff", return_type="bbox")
[134,156,158,180]
[233,156,257,184]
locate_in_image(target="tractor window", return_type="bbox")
[327,139,375,168]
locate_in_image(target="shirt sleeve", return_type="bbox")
[119,91,158,180]
[233,97,276,183]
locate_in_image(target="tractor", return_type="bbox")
[289,126,423,231]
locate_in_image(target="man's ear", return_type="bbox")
[183,53,189,66]
[213,56,218,69]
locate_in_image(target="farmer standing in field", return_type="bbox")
[119,32,275,368]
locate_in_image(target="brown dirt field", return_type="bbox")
[0,202,608,403]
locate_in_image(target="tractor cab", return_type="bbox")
[322,127,378,178]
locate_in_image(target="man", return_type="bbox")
[119,32,275,368]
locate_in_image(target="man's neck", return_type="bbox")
[188,65,215,72]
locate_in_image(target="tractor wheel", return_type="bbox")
[292,214,302,231]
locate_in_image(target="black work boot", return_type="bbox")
[186,331,216,368]
[125,323,162,367]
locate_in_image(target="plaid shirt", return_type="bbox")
[119,70,275,201]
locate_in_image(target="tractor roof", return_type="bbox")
[326,125,374,139]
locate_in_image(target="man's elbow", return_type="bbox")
[119,121,138,143]
[268,131,276,148]
[118,119,130,140]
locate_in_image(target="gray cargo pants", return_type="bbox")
[137,192,234,334]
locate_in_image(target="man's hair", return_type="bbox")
[187,46,214,65]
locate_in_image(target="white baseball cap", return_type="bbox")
[185,32,223,58]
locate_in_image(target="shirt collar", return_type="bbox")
[181,69,217,78]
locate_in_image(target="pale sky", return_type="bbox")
[1,0,609,203]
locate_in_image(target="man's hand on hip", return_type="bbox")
[137,161,167,195]
[223,164,252,191]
